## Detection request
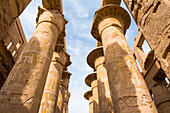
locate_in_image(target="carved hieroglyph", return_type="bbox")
[91,0,157,112]
[38,51,70,113]
[63,91,70,113]
[0,7,67,113]
[56,71,71,113]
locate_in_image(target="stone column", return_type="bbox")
[84,90,93,113]
[38,50,70,113]
[87,46,114,113]
[56,71,71,113]
[0,7,67,113]
[63,91,70,113]
[91,1,157,113]
[151,84,170,113]
[85,72,99,113]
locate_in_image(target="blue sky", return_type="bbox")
[19,0,150,113]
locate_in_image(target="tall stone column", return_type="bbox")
[151,84,170,113]
[87,46,114,113]
[0,7,67,113]
[38,50,71,113]
[85,72,99,113]
[91,1,157,113]
[56,71,71,113]
[63,91,70,113]
[84,90,93,113]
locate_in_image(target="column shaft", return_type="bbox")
[95,57,114,113]
[91,80,99,113]
[99,19,157,112]
[56,85,65,113]
[0,7,66,113]
[38,53,63,113]
[151,84,170,113]
[63,91,70,113]
[89,96,94,113]
[63,102,68,113]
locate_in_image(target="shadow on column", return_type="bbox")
[104,42,155,113]
[0,35,53,113]
[98,80,115,113]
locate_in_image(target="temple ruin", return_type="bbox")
[0,0,169,113]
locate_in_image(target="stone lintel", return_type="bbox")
[101,0,121,6]
[85,72,97,87]
[9,0,32,19]
[42,0,63,14]
[144,59,167,91]
[36,6,68,33]
[91,4,131,41]
[84,90,92,100]
[87,46,103,69]
[144,50,155,70]
[62,70,72,80]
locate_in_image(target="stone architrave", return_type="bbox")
[63,91,70,113]
[56,71,71,113]
[0,7,67,113]
[38,50,71,113]
[87,46,114,113]
[42,0,63,14]
[85,72,99,113]
[91,1,157,113]
[84,90,93,113]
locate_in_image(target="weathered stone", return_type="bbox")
[123,0,170,78]
[91,4,131,41]
[56,85,65,113]
[38,50,70,113]
[85,72,99,113]
[63,91,70,113]
[0,40,14,70]
[42,0,63,14]
[151,84,170,113]
[91,1,157,112]
[84,90,93,113]
[56,71,71,113]
[0,0,32,39]
[101,0,121,6]
[87,46,114,113]
[0,6,67,113]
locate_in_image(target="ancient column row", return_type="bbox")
[84,0,158,113]
[39,0,72,113]
[38,45,71,113]
[0,0,71,113]
[84,41,115,113]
